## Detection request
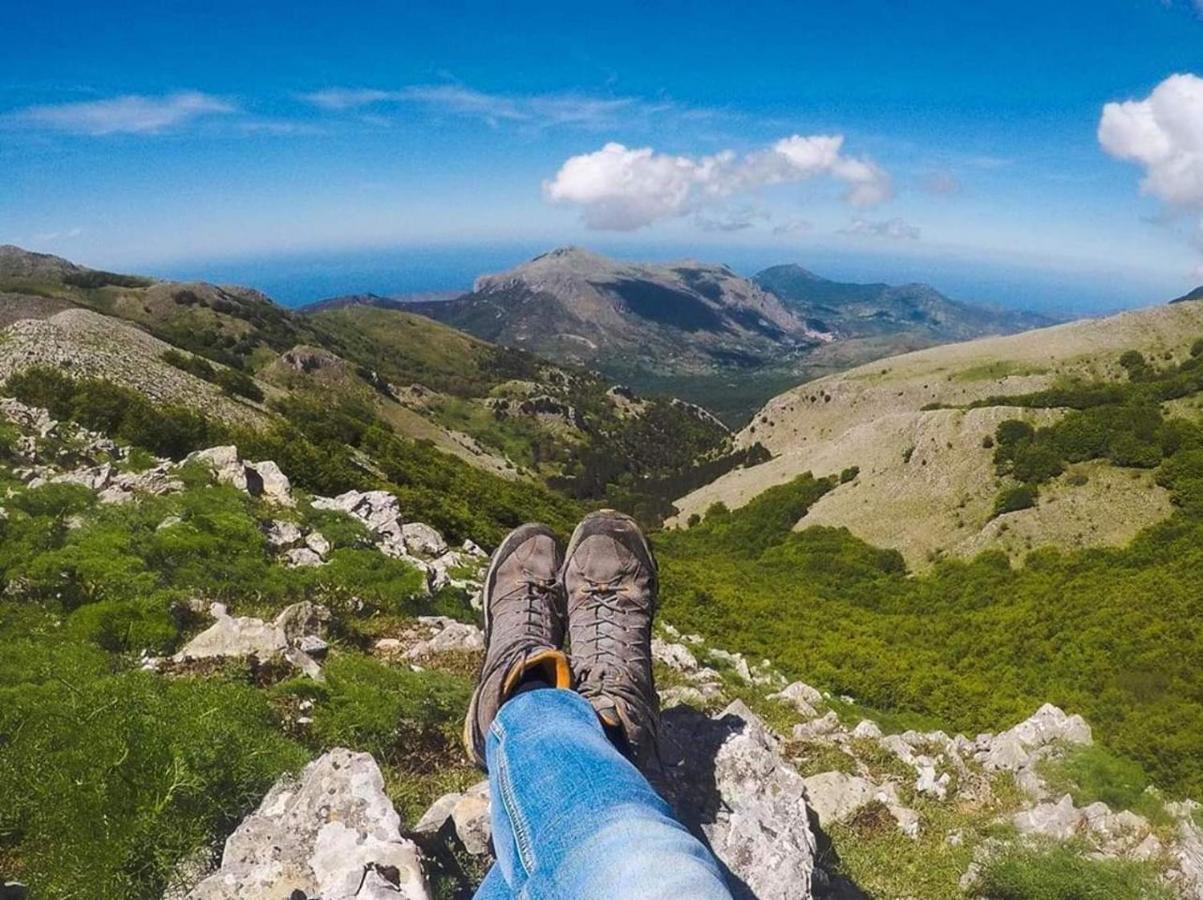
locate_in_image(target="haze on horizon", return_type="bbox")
[4,0,1203,315]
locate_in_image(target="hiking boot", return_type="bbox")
[563,510,659,767]
[463,523,571,767]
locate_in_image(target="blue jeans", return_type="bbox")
[473,688,733,899]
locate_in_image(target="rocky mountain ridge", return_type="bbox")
[407,247,1058,424]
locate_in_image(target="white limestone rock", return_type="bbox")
[1013,794,1083,840]
[661,700,817,900]
[186,749,429,900]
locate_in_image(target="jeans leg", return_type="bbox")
[483,688,733,900]
[472,862,513,900]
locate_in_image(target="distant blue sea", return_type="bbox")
[146,242,1186,320]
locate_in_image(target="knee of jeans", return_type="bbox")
[561,807,731,899]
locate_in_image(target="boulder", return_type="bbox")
[652,637,700,673]
[265,519,303,548]
[186,749,429,900]
[661,700,817,900]
[401,522,448,558]
[284,547,324,568]
[249,460,293,507]
[403,617,485,659]
[793,711,842,740]
[770,680,824,717]
[172,601,329,679]
[1006,703,1092,748]
[175,609,287,662]
[1013,794,1083,840]
[851,719,883,740]
[305,531,331,556]
[450,782,492,856]
[802,772,878,826]
[186,446,294,507]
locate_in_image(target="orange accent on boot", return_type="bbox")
[501,648,572,697]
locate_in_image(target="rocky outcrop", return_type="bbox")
[311,489,486,593]
[187,749,430,900]
[159,601,330,679]
[661,700,818,900]
[413,780,492,858]
[185,446,294,507]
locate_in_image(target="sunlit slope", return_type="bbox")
[672,300,1203,568]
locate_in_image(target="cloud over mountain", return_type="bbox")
[543,135,892,230]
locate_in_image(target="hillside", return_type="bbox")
[754,263,1052,343]
[1,396,1200,900]
[673,298,1203,568]
[0,246,735,524]
[408,248,1056,424]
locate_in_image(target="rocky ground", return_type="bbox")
[1,398,1200,899]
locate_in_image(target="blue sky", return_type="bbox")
[3,0,1203,312]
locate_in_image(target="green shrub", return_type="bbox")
[993,485,1036,517]
[973,843,1173,899]
[840,466,860,484]
[66,596,178,653]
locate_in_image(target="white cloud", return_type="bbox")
[543,136,892,231]
[299,84,652,130]
[11,92,235,135]
[1101,73,1203,277]
[297,88,401,111]
[1099,73,1203,208]
[771,216,813,236]
[840,217,921,240]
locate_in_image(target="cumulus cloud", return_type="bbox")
[543,136,892,230]
[840,217,921,240]
[1099,74,1203,208]
[1101,73,1203,276]
[11,92,235,135]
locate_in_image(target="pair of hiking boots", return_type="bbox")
[463,510,659,768]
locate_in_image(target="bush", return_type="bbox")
[993,485,1037,517]
[840,466,860,484]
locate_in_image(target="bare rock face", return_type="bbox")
[187,749,430,900]
[661,700,817,900]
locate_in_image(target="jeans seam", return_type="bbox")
[493,716,539,877]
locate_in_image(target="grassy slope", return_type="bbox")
[674,299,1203,567]
[656,382,1203,799]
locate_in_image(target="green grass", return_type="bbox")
[972,842,1174,899]
[1037,744,1171,825]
